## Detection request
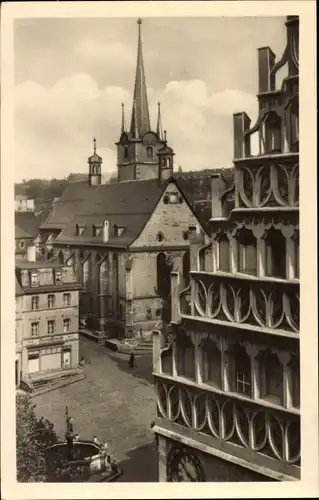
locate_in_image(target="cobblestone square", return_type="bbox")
[33,337,157,482]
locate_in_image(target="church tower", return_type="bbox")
[116,19,174,182]
[88,137,102,186]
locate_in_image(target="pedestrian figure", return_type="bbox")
[129,352,135,368]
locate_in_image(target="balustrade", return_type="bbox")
[156,377,300,470]
[179,273,299,335]
[236,158,299,209]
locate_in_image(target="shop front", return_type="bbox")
[23,333,79,379]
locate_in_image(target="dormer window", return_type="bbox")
[54,270,62,285]
[30,272,39,286]
[147,146,153,157]
[93,225,102,237]
[76,224,85,236]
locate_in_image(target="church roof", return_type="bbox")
[43,178,174,248]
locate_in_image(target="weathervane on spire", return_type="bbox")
[137,18,142,25]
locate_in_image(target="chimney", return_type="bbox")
[211,174,228,218]
[102,220,109,243]
[27,245,36,263]
[258,47,276,93]
[233,112,251,159]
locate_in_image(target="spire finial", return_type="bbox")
[121,102,126,134]
[164,130,167,142]
[93,137,96,154]
[156,102,163,140]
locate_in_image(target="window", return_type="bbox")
[31,296,39,311]
[93,226,102,237]
[55,270,62,284]
[182,251,191,285]
[19,240,25,249]
[47,320,55,334]
[47,294,55,308]
[161,347,173,375]
[63,293,71,307]
[156,231,164,242]
[260,351,283,405]
[63,318,71,333]
[76,225,85,236]
[124,146,128,159]
[176,334,195,380]
[218,236,230,272]
[237,229,257,275]
[31,322,39,337]
[202,339,221,388]
[266,228,286,278]
[31,273,39,286]
[290,354,300,408]
[232,344,251,397]
[147,146,153,157]
[182,231,188,241]
[264,112,282,154]
[290,100,299,152]
[294,234,299,279]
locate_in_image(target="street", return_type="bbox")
[33,336,157,482]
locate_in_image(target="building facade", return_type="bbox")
[15,247,80,387]
[152,16,299,481]
[35,19,207,340]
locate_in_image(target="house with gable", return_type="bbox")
[35,19,212,339]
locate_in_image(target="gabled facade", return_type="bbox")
[152,16,299,482]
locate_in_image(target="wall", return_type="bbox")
[131,182,200,248]
[118,164,135,182]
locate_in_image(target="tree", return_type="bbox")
[16,393,58,482]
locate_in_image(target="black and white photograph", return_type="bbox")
[1,1,317,497]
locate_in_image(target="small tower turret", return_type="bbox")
[88,138,102,186]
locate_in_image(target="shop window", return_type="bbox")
[63,293,71,307]
[47,294,55,308]
[237,229,257,276]
[31,322,39,337]
[176,334,195,380]
[31,296,39,311]
[232,344,251,397]
[218,235,230,272]
[266,228,286,278]
[62,346,71,367]
[260,350,283,405]
[63,318,71,333]
[47,320,55,335]
[264,112,282,154]
[202,338,221,388]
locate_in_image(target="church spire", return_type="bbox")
[130,18,151,137]
[156,102,163,140]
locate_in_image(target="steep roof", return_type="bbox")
[15,211,43,238]
[51,178,171,248]
[15,224,33,239]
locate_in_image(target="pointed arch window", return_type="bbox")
[264,111,282,154]
[124,146,129,160]
[260,350,283,405]
[176,333,195,380]
[266,227,286,278]
[231,344,252,397]
[237,228,257,276]
[218,234,230,272]
[58,250,64,265]
[202,338,222,388]
[161,346,173,375]
[82,257,90,289]
[147,146,153,158]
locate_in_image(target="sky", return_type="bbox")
[14,16,288,182]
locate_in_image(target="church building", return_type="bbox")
[36,19,207,339]
[152,16,299,482]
